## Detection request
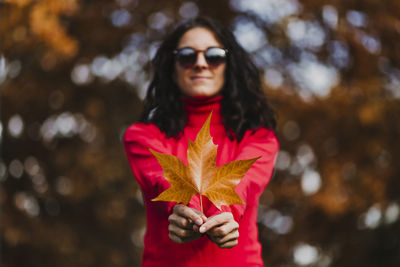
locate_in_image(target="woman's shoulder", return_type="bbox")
[247,126,276,138]
[239,127,279,152]
[123,122,166,143]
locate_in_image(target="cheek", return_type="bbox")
[174,65,192,93]
[175,65,189,82]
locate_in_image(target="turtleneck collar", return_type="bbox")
[181,94,223,127]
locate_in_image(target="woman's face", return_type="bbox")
[174,27,226,98]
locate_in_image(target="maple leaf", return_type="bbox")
[150,112,260,212]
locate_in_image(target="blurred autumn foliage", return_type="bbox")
[1,0,400,266]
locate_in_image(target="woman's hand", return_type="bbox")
[168,204,207,244]
[199,212,239,249]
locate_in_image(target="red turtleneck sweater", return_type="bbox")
[123,95,279,267]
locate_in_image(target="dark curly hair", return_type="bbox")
[139,17,276,141]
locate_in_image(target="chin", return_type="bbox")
[192,88,218,97]
[192,92,215,98]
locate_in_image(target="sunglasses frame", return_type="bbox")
[173,47,228,68]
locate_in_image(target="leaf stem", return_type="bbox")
[200,194,203,215]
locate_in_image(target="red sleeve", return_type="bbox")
[123,123,175,213]
[196,127,279,221]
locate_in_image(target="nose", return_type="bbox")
[194,52,208,69]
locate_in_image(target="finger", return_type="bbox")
[218,239,239,249]
[192,217,207,232]
[214,229,239,244]
[168,223,195,239]
[192,224,206,235]
[207,220,239,238]
[199,212,233,233]
[169,226,202,244]
[174,205,204,226]
[168,213,193,230]
[168,232,184,244]
[192,208,208,222]
[206,230,238,248]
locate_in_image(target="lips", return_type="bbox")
[191,76,211,80]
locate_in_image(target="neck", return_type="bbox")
[181,94,223,127]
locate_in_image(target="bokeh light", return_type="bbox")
[8,114,24,138]
[293,243,319,265]
[14,192,40,217]
[346,10,368,28]
[322,5,338,29]
[264,68,284,89]
[9,159,24,179]
[111,9,132,27]
[384,203,400,225]
[275,151,291,170]
[179,2,199,19]
[301,169,321,195]
[230,0,301,25]
[233,18,267,52]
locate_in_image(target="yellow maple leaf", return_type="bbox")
[150,112,260,212]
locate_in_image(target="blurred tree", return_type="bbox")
[1,0,399,266]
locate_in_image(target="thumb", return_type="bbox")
[192,208,208,223]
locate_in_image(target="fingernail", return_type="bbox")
[195,218,202,225]
[200,226,205,233]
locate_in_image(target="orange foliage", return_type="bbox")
[3,0,79,59]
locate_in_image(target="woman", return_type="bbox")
[124,17,279,267]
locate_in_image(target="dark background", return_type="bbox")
[1,0,400,266]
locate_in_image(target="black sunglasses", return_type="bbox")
[173,47,228,68]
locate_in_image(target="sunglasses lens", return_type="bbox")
[205,47,227,66]
[176,48,197,68]
[175,47,227,68]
